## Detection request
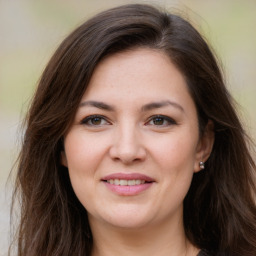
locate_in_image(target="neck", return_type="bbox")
[90,215,199,256]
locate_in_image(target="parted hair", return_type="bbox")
[11,4,256,256]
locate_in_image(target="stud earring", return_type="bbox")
[199,161,205,170]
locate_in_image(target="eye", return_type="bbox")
[81,115,110,126]
[146,115,176,126]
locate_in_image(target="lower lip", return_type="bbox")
[103,182,153,196]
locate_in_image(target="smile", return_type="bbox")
[106,179,146,186]
[102,173,155,196]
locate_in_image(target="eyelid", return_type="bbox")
[145,115,177,126]
[79,114,176,127]
[80,114,111,126]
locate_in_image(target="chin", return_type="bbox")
[105,217,152,230]
[89,206,156,230]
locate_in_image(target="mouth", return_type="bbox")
[102,173,154,184]
[104,179,152,186]
[101,173,155,196]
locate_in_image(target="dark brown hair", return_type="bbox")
[11,4,256,256]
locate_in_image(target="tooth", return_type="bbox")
[120,180,127,186]
[114,179,120,185]
[128,180,135,185]
[107,179,147,186]
[120,179,128,185]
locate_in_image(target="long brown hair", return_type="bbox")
[10,4,256,256]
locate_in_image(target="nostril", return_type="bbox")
[108,137,147,164]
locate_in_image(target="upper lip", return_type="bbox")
[102,173,155,182]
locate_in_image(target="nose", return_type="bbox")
[109,124,147,164]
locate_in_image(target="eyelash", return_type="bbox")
[80,115,111,126]
[146,115,177,127]
[81,114,176,127]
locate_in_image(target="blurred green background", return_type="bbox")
[1,0,255,254]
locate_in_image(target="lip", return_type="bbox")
[101,173,155,196]
[102,173,154,182]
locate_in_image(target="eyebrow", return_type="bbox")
[79,100,184,112]
[79,101,115,111]
[141,100,184,112]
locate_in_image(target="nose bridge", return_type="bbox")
[110,119,146,163]
[119,121,138,150]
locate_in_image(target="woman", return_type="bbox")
[11,4,256,256]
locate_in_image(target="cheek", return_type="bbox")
[64,131,104,172]
[151,132,198,171]
[64,133,99,206]
[156,135,197,205]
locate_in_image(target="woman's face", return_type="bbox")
[62,48,210,230]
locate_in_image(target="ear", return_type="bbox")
[61,150,68,167]
[194,120,215,172]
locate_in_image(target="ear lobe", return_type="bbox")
[61,151,68,167]
[194,120,215,172]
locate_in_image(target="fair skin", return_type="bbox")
[62,48,214,256]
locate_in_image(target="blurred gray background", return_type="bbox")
[1,0,255,254]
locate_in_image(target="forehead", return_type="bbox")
[81,48,195,111]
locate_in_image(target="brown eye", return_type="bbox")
[90,117,103,125]
[146,115,176,126]
[81,115,110,126]
[152,117,165,125]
